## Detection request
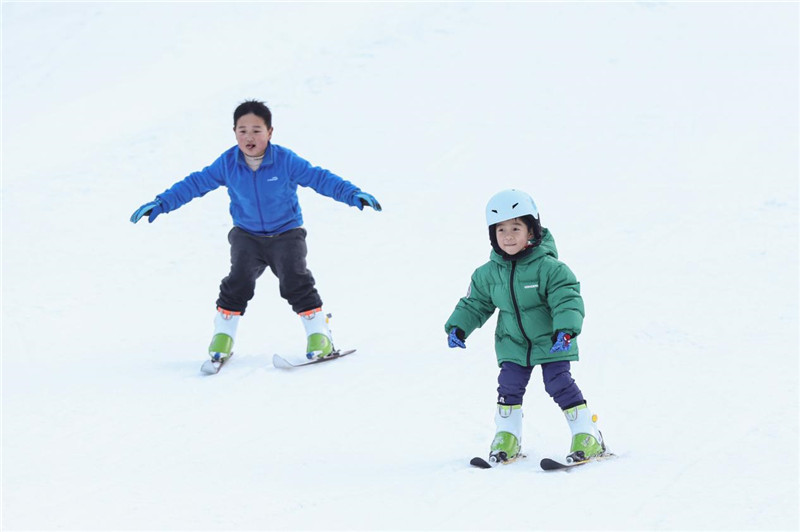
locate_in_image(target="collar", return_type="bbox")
[238,142,274,167]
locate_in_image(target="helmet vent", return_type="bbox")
[485,189,539,228]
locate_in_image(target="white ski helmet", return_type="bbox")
[486,189,543,255]
[486,189,539,227]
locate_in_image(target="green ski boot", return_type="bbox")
[564,403,605,463]
[299,307,333,359]
[490,404,523,463]
[208,307,240,362]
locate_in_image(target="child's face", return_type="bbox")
[234,113,273,157]
[495,218,533,256]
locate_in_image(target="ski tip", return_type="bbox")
[539,458,568,471]
[200,352,233,375]
[470,457,493,469]
[200,360,221,375]
[272,353,294,369]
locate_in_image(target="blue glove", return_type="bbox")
[549,331,572,353]
[353,192,382,212]
[130,199,164,224]
[448,327,466,349]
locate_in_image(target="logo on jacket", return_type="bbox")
[524,284,539,289]
[267,176,279,182]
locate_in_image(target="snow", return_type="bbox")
[2,2,798,530]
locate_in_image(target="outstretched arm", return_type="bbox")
[288,150,381,211]
[129,157,226,224]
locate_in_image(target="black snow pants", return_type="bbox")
[215,226,322,315]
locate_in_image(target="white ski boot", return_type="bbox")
[208,307,241,362]
[564,402,606,463]
[299,307,333,359]
[490,404,523,463]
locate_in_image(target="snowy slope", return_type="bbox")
[2,2,798,530]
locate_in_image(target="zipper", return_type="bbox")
[252,169,267,232]
[509,261,533,366]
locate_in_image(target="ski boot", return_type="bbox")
[208,307,241,362]
[563,402,606,464]
[489,404,523,463]
[299,307,333,360]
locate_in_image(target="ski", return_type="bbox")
[272,348,356,369]
[540,452,615,471]
[200,353,233,375]
[470,453,527,469]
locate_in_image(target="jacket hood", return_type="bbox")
[490,227,558,264]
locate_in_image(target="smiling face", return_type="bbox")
[495,217,533,256]
[234,113,273,157]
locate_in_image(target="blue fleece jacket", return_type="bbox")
[156,143,363,236]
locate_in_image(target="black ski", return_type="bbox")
[470,453,526,469]
[540,452,615,471]
[272,349,356,369]
[470,457,494,469]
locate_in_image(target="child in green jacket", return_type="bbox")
[445,189,606,465]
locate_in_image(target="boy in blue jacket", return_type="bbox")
[131,100,381,367]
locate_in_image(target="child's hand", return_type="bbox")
[448,327,466,349]
[549,331,572,353]
[130,199,164,224]
[353,192,382,212]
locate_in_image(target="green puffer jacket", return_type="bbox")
[444,229,584,367]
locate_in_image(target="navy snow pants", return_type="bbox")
[216,226,322,315]
[497,360,585,410]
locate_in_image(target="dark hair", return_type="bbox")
[520,215,542,241]
[233,100,272,128]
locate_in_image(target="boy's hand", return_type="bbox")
[448,327,466,349]
[353,192,382,212]
[130,199,164,224]
[549,331,572,353]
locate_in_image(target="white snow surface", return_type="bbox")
[2,2,798,530]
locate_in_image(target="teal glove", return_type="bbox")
[130,199,164,224]
[353,192,382,212]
